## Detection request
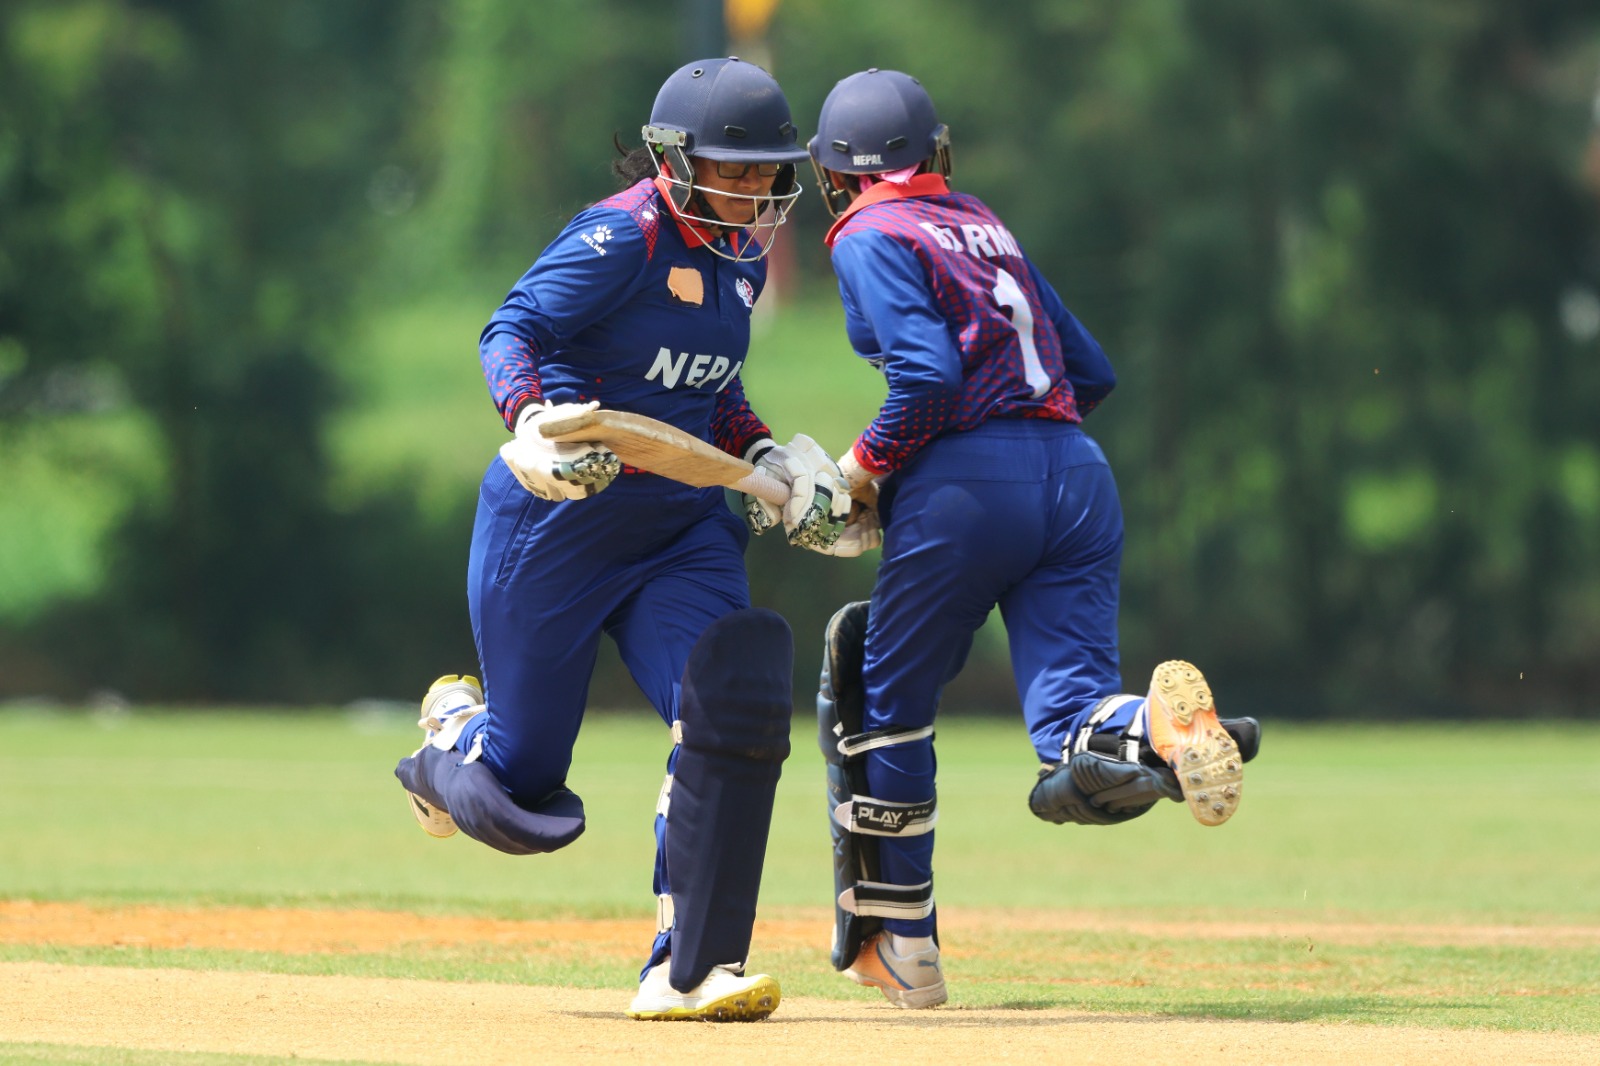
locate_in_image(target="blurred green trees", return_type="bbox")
[2,0,1597,715]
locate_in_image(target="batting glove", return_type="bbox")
[499,400,622,502]
[743,438,786,535]
[744,434,851,552]
[811,501,882,558]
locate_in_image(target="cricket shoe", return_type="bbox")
[844,933,947,1009]
[405,674,485,838]
[626,962,781,1021]
[1144,660,1242,826]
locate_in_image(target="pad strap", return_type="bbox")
[832,794,937,836]
[655,772,673,818]
[837,723,934,760]
[838,879,935,920]
[1069,694,1142,762]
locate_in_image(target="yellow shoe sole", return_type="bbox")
[1146,660,1243,826]
[626,976,781,1022]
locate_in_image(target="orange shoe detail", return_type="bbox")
[1145,660,1243,826]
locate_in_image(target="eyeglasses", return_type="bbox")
[713,161,783,180]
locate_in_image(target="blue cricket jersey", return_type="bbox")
[824,173,1116,476]
[480,178,771,460]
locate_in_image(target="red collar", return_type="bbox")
[824,173,951,247]
[653,176,741,255]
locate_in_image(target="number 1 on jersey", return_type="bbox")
[992,267,1052,398]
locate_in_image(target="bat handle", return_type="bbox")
[731,468,792,506]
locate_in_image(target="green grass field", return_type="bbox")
[2,708,1598,1039]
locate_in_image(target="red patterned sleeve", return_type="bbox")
[710,374,772,459]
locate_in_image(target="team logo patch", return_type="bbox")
[580,224,614,255]
[735,278,755,309]
[667,265,704,306]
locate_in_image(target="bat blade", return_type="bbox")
[538,408,790,505]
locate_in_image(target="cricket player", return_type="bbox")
[394,58,857,1022]
[807,69,1262,1008]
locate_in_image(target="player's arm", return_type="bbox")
[1023,257,1116,418]
[480,207,651,429]
[484,208,649,499]
[710,374,772,460]
[831,231,963,486]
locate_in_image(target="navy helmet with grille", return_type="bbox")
[641,57,808,261]
[646,57,810,164]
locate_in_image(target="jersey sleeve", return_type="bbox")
[1023,257,1116,417]
[478,206,651,428]
[710,372,772,459]
[831,231,963,476]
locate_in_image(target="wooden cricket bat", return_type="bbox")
[538,408,791,505]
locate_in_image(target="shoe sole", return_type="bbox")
[626,976,781,1021]
[1146,660,1242,826]
[407,791,456,838]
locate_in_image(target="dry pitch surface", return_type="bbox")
[4,901,1598,1066]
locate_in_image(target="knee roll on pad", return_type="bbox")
[395,743,586,855]
[665,607,794,993]
[818,601,938,972]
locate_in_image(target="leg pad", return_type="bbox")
[665,608,794,993]
[818,601,938,972]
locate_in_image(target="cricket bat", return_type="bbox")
[538,408,791,505]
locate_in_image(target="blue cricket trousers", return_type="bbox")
[863,420,1128,935]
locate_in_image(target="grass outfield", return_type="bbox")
[1,708,1598,1034]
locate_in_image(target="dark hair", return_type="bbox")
[612,133,657,187]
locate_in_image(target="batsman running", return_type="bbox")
[806,69,1263,1008]
[393,58,861,1022]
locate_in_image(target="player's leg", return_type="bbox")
[624,607,791,1021]
[994,435,1156,823]
[1008,431,1252,826]
[394,458,607,853]
[605,501,789,1021]
[835,440,1053,1007]
[819,600,955,1009]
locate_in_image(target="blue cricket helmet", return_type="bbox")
[645,57,810,165]
[808,68,952,217]
[642,57,809,261]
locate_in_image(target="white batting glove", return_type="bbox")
[822,502,883,558]
[742,438,786,535]
[499,400,622,502]
[779,434,851,552]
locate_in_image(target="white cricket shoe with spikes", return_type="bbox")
[626,961,781,1021]
[405,673,485,838]
[844,932,947,1008]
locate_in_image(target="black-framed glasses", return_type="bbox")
[713,161,782,180]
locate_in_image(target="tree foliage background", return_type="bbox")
[2,0,1598,717]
